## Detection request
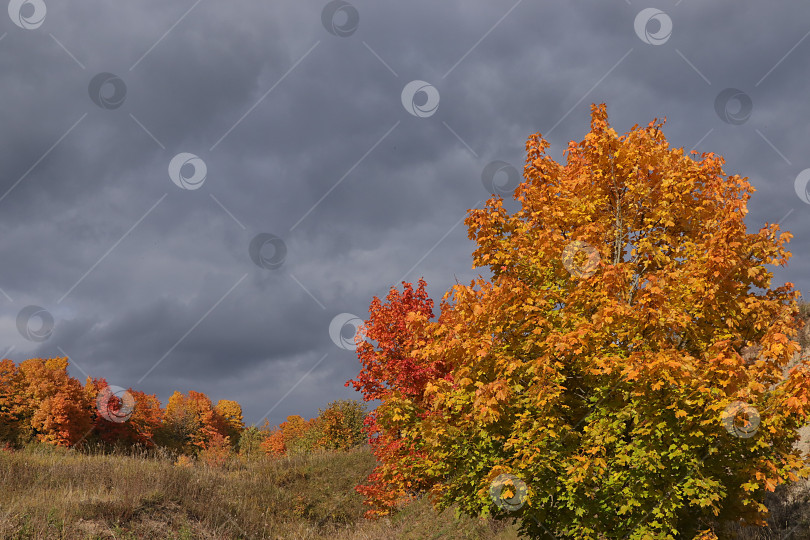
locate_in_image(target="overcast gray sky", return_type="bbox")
[1,1,808,427]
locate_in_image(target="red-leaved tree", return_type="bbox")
[345,278,451,517]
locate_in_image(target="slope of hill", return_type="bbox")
[4,441,810,539]
[0,444,520,539]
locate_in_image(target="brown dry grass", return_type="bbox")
[0,443,521,539]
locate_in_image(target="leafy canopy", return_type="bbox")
[349,104,808,539]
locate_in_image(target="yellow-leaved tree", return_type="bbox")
[351,104,810,539]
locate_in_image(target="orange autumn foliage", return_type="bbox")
[259,415,318,456]
[84,377,163,447]
[18,358,92,447]
[0,358,28,443]
[0,357,242,458]
[163,390,234,453]
[126,389,164,447]
[214,399,244,445]
[316,399,367,450]
[199,431,231,468]
[344,279,448,517]
[346,104,810,537]
[259,428,285,456]
[260,401,367,457]
[1,355,364,472]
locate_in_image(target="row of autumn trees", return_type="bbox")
[344,104,810,539]
[0,356,367,462]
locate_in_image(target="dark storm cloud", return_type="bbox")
[1,0,808,426]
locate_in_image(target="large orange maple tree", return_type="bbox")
[350,104,809,538]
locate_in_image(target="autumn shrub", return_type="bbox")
[0,355,250,470]
[282,415,315,454]
[293,421,325,454]
[316,399,368,450]
[258,401,368,459]
[174,453,194,468]
[84,378,164,449]
[0,358,28,445]
[214,399,244,448]
[348,104,810,539]
[260,426,287,457]
[239,424,269,460]
[199,431,231,468]
[17,358,92,447]
[159,390,232,454]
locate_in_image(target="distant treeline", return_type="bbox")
[0,357,367,466]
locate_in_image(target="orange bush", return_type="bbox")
[214,399,244,446]
[200,431,231,468]
[162,390,227,453]
[0,359,28,443]
[316,400,367,450]
[19,358,92,447]
[260,428,286,456]
[260,415,319,456]
[0,357,242,459]
[260,402,367,457]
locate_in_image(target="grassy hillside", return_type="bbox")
[4,444,810,540]
[0,444,521,539]
[3,432,810,538]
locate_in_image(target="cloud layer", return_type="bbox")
[1,0,807,426]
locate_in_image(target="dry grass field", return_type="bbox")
[3,442,810,539]
[0,443,521,539]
